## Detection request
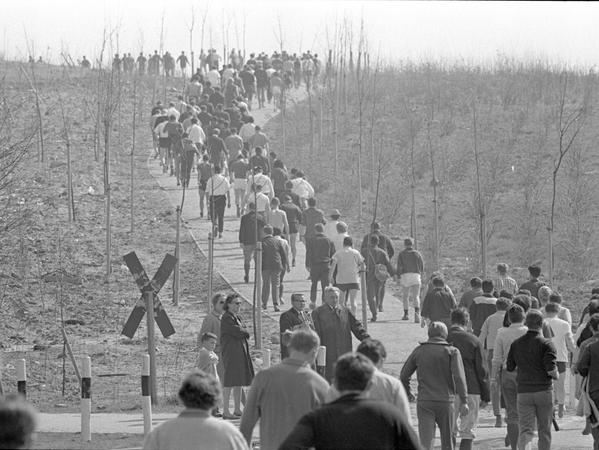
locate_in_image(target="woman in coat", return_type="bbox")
[220,293,254,419]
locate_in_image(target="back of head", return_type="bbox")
[470,277,482,289]
[513,294,531,312]
[432,276,445,288]
[428,321,448,339]
[507,304,525,324]
[307,197,316,207]
[371,222,380,232]
[544,302,559,315]
[263,224,273,235]
[0,395,36,450]
[178,370,221,410]
[369,234,379,246]
[288,329,320,354]
[589,313,599,332]
[496,297,510,311]
[588,299,599,316]
[528,264,541,278]
[450,307,469,326]
[548,292,562,304]
[314,223,324,233]
[538,286,552,304]
[525,310,544,330]
[497,263,508,274]
[336,222,348,233]
[334,353,374,392]
[356,339,387,366]
[482,279,494,293]
[343,236,353,248]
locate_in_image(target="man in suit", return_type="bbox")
[279,353,421,450]
[261,225,288,312]
[312,286,369,382]
[279,294,312,359]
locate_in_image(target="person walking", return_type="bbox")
[576,314,599,449]
[494,263,518,296]
[205,165,230,238]
[400,321,469,450]
[362,234,395,322]
[396,237,424,322]
[459,277,483,311]
[273,227,291,304]
[469,279,497,337]
[506,310,558,450]
[300,197,325,247]
[519,264,546,299]
[312,286,370,382]
[280,195,302,267]
[240,329,329,450]
[221,294,254,420]
[261,225,287,312]
[305,223,335,309]
[447,308,490,450]
[331,236,364,315]
[238,202,265,284]
[265,197,289,237]
[197,154,212,218]
[229,153,249,217]
[280,353,420,450]
[421,277,457,329]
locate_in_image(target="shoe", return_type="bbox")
[504,434,510,446]
[218,233,223,239]
[494,415,502,428]
[414,312,421,323]
[378,305,383,312]
[370,316,377,322]
[558,404,564,418]
[274,306,280,312]
[402,314,409,321]
[200,211,204,218]
[244,275,249,283]
[262,304,267,310]
[233,411,243,417]
[292,260,296,267]
[279,297,285,304]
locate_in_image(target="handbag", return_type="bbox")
[368,248,390,282]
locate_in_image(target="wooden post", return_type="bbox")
[16,359,26,397]
[146,291,158,404]
[360,270,368,332]
[141,354,152,436]
[255,241,263,350]
[207,231,213,311]
[262,349,271,369]
[316,346,326,378]
[81,356,91,442]
[173,206,181,306]
[61,328,81,384]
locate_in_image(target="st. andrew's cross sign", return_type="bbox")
[121,252,176,339]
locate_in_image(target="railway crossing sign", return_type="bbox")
[121,252,177,339]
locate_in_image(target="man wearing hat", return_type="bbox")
[324,209,341,242]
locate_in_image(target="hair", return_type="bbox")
[482,279,494,293]
[336,222,348,233]
[307,197,316,207]
[497,263,508,274]
[470,277,482,288]
[428,321,448,339]
[288,329,320,354]
[588,313,599,332]
[271,197,280,207]
[530,298,540,309]
[178,370,221,410]
[290,293,305,303]
[263,225,273,235]
[544,302,560,315]
[343,236,353,247]
[588,299,599,316]
[496,297,510,311]
[201,332,218,342]
[211,293,225,307]
[369,234,379,246]
[191,117,198,124]
[255,125,261,132]
[273,159,284,169]
[517,289,531,297]
[548,292,562,304]
[223,293,241,311]
[513,295,531,312]
[254,146,263,155]
[525,310,544,330]
[371,222,380,231]
[356,339,387,365]
[499,290,513,299]
[285,181,294,189]
[273,227,282,236]
[592,288,599,296]
[450,307,469,326]
[314,223,324,233]
[334,353,374,392]
[528,264,541,278]
[404,237,414,247]
[324,286,340,298]
[213,165,222,174]
[432,276,445,288]
[538,286,552,304]
[507,304,525,324]
[0,395,36,450]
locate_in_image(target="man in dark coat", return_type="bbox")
[362,234,395,322]
[312,286,369,382]
[261,225,287,312]
[421,276,457,329]
[279,293,311,359]
[306,223,335,308]
[280,353,420,450]
[519,264,546,299]
[447,308,490,450]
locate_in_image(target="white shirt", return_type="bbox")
[239,123,256,142]
[291,178,314,199]
[332,232,350,254]
[253,192,270,212]
[188,124,206,145]
[331,247,364,285]
[545,316,575,362]
[246,173,274,198]
[205,174,230,196]
[165,107,180,121]
[154,121,168,138]
[206,69,221,87]
[324,220,340,242]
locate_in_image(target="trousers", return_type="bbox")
[417,400,455,450]
[516,390,553,450]
[209,195,226,234]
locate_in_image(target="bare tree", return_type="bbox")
[19,65,43,163]
[471,99,487,277]
[57,93,75,222]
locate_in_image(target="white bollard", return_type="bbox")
[262,349,271,369]
[16,359,26,397]
[81,356,91,442]
[141,354,152,436]
[316,346,326,378]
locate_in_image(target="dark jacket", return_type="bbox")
[271,167,289,193]
[305,232,335,267]
[447,326,490,402]
[578,338,599,395]
[459,288,483,310]
[519,278,546,298]
[280,201,302,235]
[262,235,287,271]
[249,154,270,175]
[220,310,254,387]
[279,393,420,450]
[421,287,457,325]
[280,189,301,208]
[396,248,424,275]
[360,231,394,259]
[279,308,305,359]
[301,207,325,240]
[361,246,395,282]
[239,211,265,245]
[400,337,468,404]
[506,330,557,393]
[469,294,497,337]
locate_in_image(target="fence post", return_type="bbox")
[316,346,326,378]
[141,354,152,436]
[173,206,181,306]
[207,231,213,311]
[359,270,368,332]
[262,349,271,369]
[16,359,26,397]
[81,356,91,442]
[255,241,263,350]
[146,291,158,405]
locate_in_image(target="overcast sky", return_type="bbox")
[2,1,598,68]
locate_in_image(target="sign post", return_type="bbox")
[145,291,158,404]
